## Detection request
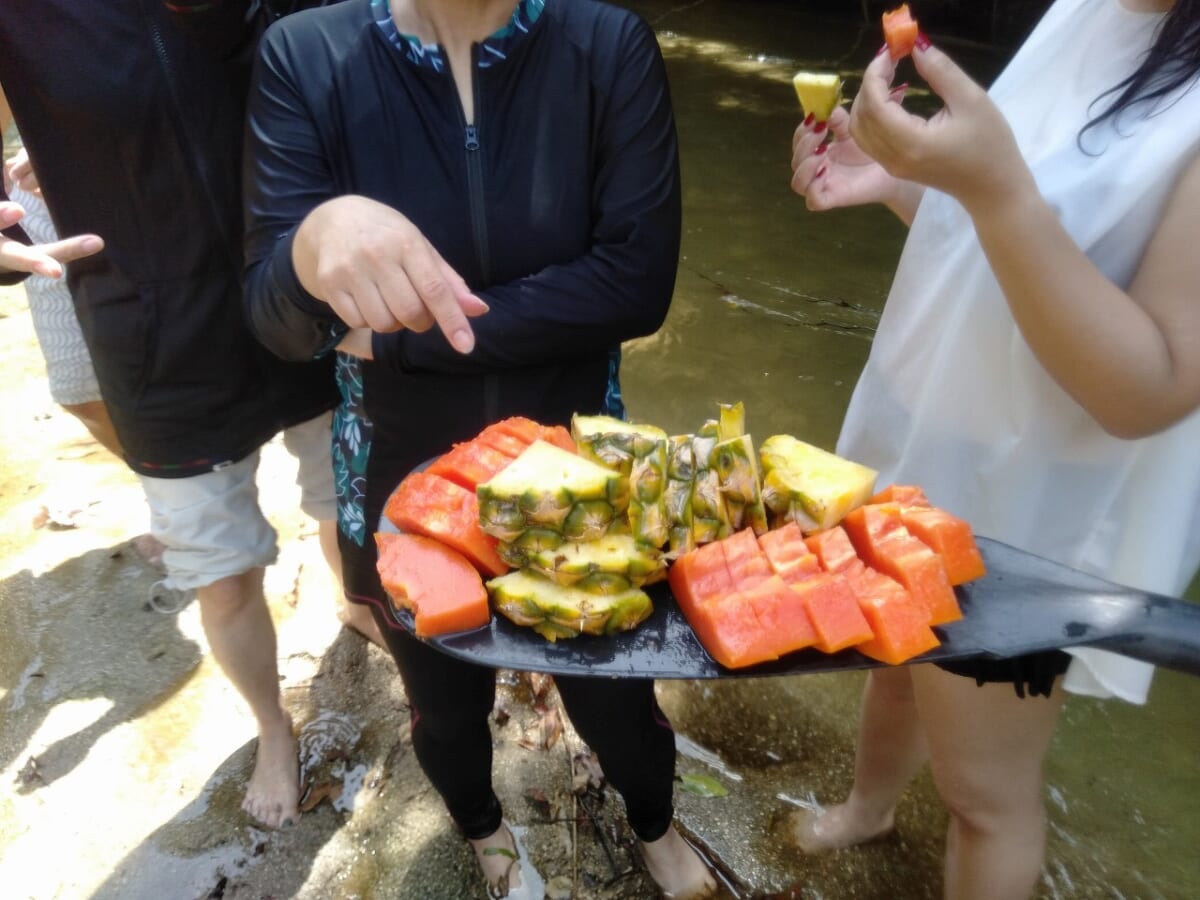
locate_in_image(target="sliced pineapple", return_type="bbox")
[487,569,654,641]
[690,419,730,544]
[717,401,746,441]
[524,532,666,590]
[759,434,878,532]
[792,72,844,122]
[477,440,629,543]
[571,414,669,548]
[713,433,769,535]
[664,434,696,555]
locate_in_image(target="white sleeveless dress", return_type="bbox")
[837,0,1200,703]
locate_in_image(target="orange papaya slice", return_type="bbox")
[882,4,919,59]
[740,574,819,656]
[721,527,773,590]
[375,532,491,637]
[426,439,516,492]
[899,506,986,586]
[384,471,508,577]
[848,568,940,665]
[868,484,931,507]
[804,525,866,577]
[758,522,824,585]
[843,504,961,625]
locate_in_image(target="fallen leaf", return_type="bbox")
[677,773,728,798]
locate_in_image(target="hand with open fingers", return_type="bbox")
[791,102,903,212]
[849,37,1031,214]
[1,201,104,279]
[4,147,41,197]
[294,195,489,355]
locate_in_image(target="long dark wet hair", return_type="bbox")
[1081,0,1200,140]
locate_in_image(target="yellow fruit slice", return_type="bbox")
[792,72,843,122]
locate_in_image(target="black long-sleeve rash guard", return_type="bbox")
[243,0,681,386]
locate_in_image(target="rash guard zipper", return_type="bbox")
[461,44,491,284]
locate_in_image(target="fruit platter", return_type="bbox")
[375,408,1200,680]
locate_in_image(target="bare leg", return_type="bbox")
[197,568,299,828]
[640,825,718,899]
[317,518,385,648]
[61,399,123,459]
[911,664,1065,900]
[795,665,928,852]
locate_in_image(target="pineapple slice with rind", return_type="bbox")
[690,420,730,544]
[487,569,654,641]
[714,434,769,535]
[759,434,878,533]
[524,532,666,591]
[572,414,670,548]
[477,440,629,543]
[664,435,696,555]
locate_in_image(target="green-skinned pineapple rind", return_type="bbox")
[571,414,669,477]
[714,433,769,535]
[758,433,878,531]
[523,532,667,589]
[487,569,654,642]
[477,440,630,540]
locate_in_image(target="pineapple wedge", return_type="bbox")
[713,434,769,535]
[487,569,654,641]
[690,420,730,544]
[759,434,878,532]
[664,434,697,555]
[477,440,629,544]
[524,532,666,591]
[792,72,844,122]
[571,414,670,548]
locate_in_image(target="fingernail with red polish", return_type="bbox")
[814,120,828,134]
[889,82,909,95]
[914,32,932,51]
[815,165,827,179]
[803,112,815,127]
[814,142,828,156]
[875,43,889,57]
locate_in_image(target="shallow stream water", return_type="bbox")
[619,1,1200,897]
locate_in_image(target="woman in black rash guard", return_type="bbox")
[242,0,716,896]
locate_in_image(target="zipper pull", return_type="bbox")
[464,125,480,151]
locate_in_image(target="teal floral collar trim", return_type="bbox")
[370,0,546,72]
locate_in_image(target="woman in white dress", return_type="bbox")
[788,1,1200,897]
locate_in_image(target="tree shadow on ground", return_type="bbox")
[0,541,201,792]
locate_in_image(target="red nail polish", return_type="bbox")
[890,82,909,95]
[803,112,815,127]
[914,32,932,51]
[875,43,888,57]
[815,165,827,179]
[814,142,828,156]
[813,120,828,134]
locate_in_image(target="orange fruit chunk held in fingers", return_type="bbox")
[882,4,920,59]
[375,533,491,638]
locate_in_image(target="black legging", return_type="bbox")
[368,604,678,842]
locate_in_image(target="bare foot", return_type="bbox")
[242,711,300,829]
[469,823,529,899]
[338,599,387,650]
[792,802,894,853]
[640,826,717,899]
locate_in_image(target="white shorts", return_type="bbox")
[139,412,336,591]
[10,185,102,407]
